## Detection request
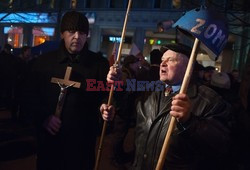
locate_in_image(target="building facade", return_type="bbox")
[0,0,249,73]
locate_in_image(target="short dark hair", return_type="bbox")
[4,44,12,51]
[204,66,215,72]
[21,46,31,54]
[123,55,139,68]
[150,49,162,65]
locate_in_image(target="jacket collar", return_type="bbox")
[155,83,198,119]
[165,84,181,93]
[57,40,88,64]
[165,82,198,98]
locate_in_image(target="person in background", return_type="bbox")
[209,71,231,100]
[231,69,240,83]
[111,55,141,167]
[19,46,32,63]
[232,65,250,169]
[16,46,35,124]
[193,63,205,85]
[129,44,150,81]
[227,69,241,106]
[203,66,215,86]
[0,44,19,119]
[148,49,163,81]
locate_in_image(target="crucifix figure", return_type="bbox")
[51,66,81,118]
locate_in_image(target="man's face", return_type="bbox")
[160,50,188,85]
[232,71,239,81]
[61,30,87,54]
[204,70,214,81]
[24,49,31,59]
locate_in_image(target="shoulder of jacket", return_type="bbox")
[137,91,159,103]
[198,85,223,101]
[33,50,58,67]
[85,50,105,61]
[37,50,58,60]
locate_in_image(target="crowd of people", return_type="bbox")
[0,10,249,170]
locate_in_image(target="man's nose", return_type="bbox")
[74,31,80,38]
[160,61,167,67]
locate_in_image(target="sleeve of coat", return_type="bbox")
[180,85,232,158]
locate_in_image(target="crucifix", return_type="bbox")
[51,66,81,118]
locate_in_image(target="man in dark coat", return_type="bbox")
[0,44,19,116]
[101,44,232,170]
[27,11,109,170]
[148,49,163,81]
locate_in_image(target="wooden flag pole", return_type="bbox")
[155,38,200,170]
[94,0,132,169]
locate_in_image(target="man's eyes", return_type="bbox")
[168,58,177,62]
[162,57,177,62]
[68,31,86,35]
[79,31,86,35]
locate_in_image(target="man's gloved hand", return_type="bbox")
[43,115,61,135]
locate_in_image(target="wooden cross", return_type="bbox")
[51,66,81,118]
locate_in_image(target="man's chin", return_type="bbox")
[160,78,170,84]
[160,77,167,82]
[69,48,81,54]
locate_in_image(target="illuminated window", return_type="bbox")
[50,0,55,8]
[109,36,121,43]
[4,26,23,48]
[156,40,161,45]
[9,0,13,8]
[172,0,181,9]
[0,13,57,23]
[32,27,55,46]
[71,0,77,9]
[85,12,96,24]
[149,39,155,45]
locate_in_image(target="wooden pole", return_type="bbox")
[94,0,132,169]
[155,38,200,170]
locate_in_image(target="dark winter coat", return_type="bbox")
[133,84,231,170]
[28,41,109,170]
